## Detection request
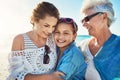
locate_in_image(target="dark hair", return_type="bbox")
[30,2,60,25]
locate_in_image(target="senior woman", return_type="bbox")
[79,0,120,80]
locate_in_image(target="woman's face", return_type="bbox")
[54,23,76,50]
[34,15,58,38]
[81,10,106,36]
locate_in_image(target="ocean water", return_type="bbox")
[75,35,91,45]
[76,35,91,41]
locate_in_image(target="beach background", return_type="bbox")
[0,0,120,80]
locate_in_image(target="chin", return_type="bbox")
[56,44,64,48]
[89,32,93,36]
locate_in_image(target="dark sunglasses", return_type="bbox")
[43,45,51,64]
[58,18,78,33]
[81,12,104,23]
[59,18,74,23]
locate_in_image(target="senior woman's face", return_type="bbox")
[81,10,105,36]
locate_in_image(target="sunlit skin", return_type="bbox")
[82,9,112,55]
[54,23,76,53]
[27,15,58,48]
[82,10,107,37]
[12,15,58,50]
[33,15,58,39]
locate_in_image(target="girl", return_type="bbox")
[53,18,87,80]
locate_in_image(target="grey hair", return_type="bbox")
[81,0,115,27]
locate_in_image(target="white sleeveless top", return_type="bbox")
[79,39,101,80]
[7,33,57,80]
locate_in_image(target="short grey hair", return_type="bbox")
[81,0,115,27]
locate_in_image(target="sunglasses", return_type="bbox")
[43,45,51,64]
[59,18,74,23]
[58,18,78,33]
[81,12,104,23]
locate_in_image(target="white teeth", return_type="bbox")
[58,40,64,43]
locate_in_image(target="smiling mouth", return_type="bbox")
[57,40,65,43]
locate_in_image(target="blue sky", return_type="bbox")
[44,0,120,35]
[0,0,119,36]
[0,0,120,54]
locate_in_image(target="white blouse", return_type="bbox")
[85,45,102,80]
[7,33,57,80]
[79,39,101,80]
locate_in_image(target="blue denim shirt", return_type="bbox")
[94,34,120,80]
[55,41,87,80]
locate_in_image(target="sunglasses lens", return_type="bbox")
[82,17,89,23]
[66,18,72,23]
[59,18,73,23]
[84,17,89,22]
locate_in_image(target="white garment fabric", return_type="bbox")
[79,39,101,80]
[7,33,57,80]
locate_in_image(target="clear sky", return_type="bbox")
[0,0,120,54]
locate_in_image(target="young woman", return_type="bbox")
[7,1,60,80]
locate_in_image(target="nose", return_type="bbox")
[58,34,65,39]
[48,27,54,34]
[82,22,88,29]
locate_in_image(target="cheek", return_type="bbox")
[67,36,75,41]
[54,35,58,41]
[36,27,44,35]
[89,20,98,28]
[37,28,42,33]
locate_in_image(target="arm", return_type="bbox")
[24,71,64,80]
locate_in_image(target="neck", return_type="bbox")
[95,29,112,46]
[33,32,46,42]
[59,48,65,54]
[28,31,47,47]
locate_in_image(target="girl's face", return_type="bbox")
[54,23,76,51]
[33,15,58,39]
